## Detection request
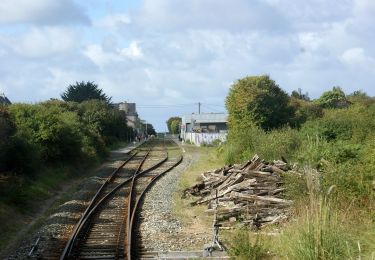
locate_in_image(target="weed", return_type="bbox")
[228,229,269,260]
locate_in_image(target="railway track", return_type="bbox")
[56,138,182,260]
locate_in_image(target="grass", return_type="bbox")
[228,229,269,260]
[0,165,87,252]
[281,194,357,259]
[173,144,225,231]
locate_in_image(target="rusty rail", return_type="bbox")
[60,139,179,259]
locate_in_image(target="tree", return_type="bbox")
[226,75,295,131]
[77,100,131,145]
[289,97,323,127]
[291,88,310,101]
[315,86,349,109]
[166,117,181,134]
[145,123,156,135]
[170,120,180,134]
[61,81,111,104]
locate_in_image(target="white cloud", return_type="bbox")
[83,44,121,67]
[1,27,78,58]
[120,41,143,59]
[0,0,89,25]
[83,41,143,67]
[95,14,131,29]
[135,0,288,32]
[340,48,375,66]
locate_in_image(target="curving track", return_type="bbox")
[59,138,182,260]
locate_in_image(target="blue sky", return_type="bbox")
[0,0,374,131]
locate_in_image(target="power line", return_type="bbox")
[137,103,195,108]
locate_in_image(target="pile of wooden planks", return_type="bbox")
[183,155,294,229]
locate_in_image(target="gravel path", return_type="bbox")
[139,145,212,252]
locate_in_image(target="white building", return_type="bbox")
[180,113,228,146]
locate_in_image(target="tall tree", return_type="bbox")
[61,81,111,104]
[226,75,295,131]
[166,117,181,133]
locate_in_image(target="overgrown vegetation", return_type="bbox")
[0,84,134,251]
[222,75,375,258]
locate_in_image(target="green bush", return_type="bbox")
[9,103,83,162]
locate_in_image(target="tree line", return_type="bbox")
[0,82,148,177]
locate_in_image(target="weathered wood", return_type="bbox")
[230,191,292,205]
[184,153,295,228]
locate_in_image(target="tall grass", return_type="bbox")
[282,180,359,260]
[228,229,269,260]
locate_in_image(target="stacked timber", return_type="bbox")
[183,155,294,229]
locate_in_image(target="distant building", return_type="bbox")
[180,113,228,146]
[0,93,11,105]
[115,102,139,129]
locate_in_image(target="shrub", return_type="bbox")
[9,103,83,162]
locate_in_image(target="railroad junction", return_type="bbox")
[5,138,228,259]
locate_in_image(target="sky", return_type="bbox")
[0,0,374,131]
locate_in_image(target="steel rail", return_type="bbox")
[60,139,179,259]
[60,149,151,259]
[59,151,139,259]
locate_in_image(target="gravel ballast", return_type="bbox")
[138,145,212,252]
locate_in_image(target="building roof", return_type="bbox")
[182,113,227,124]
[0,94,11,105]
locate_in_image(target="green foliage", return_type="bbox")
[223,81,375,258]
[166,116,181,134]
[229,229,269,260]
[1,99,132,175]
[291,88,310,101]
[61,81,111,104]
[9,103,83,162]
[170,120,179,134]
[226,75,295,131]
[224,126,300,164]
[0,106,16,172]
[283,192,358,260]
[315,86,349,109]
[289,97,323,127]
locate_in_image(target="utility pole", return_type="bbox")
[198,102,201,114]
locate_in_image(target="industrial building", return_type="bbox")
[180,113,228,146]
